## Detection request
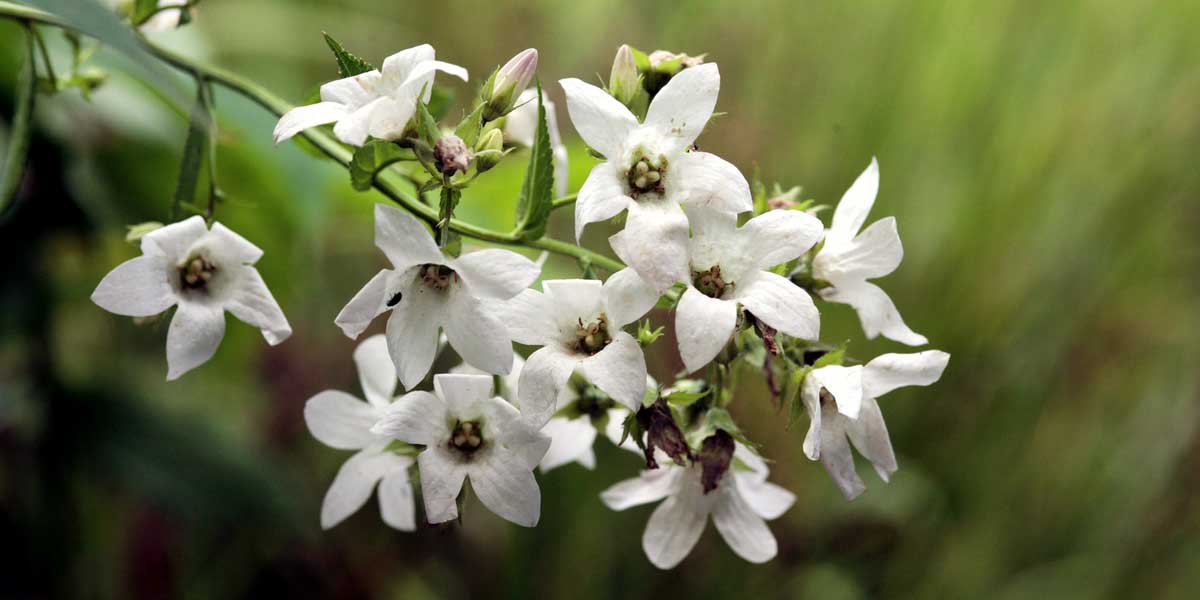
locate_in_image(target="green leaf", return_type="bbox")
[427,86,455,121]
[665,388,711,408]
[813,342,848,368]
[349,140,414,191]
[0,28,36,222]
[322,32,375,78]
[132,0,158,23]
[172,88,211,220]
[785,366,811,430]
[512,81,555,241]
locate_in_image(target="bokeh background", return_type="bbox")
[2,0,1199,598]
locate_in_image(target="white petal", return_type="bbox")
[332,96,388,147]
[820,279,927,346]
[517,346,579,429]
[373,204,442,272]
[712,487,777,563]
[140,215,207,261]
[684,205,746,279]
[354,334,397,407]
[273,102,347,144]
[400,58,469,88]
[378,467,417,531]
[224,267,291,345]
[91,255,175,317]
[819,410,867,500]
[843,396,897,484]
[379,44,435,87]
[600,468,678,510]
[735,271,820,340]
[817,216,903,281]
[494,289,557,346]
[739,209,824,270]
[801,375,824,460]
[371,390,446,445]
[669,151,751,214]
[304,390,380,450]
[442,285,514,376]
[642,493,707,569]
[385,283,443,389]
[675,286,738,373]
[199,222,264,266]
[469,450,542,527]
[433,373,494,418]
[452,248,540,300]
[575,162,632,241]
[366,97,418,142]
[602,268,660,328]
[618,197,691,291]
[644,63,720,155]
[334,268,393,339]
[578,332,647,411]
[809,364,864,419]
[548,428,594,468]
[826,157,879,249]
[320,448,396,529]
[862,350,950,397]
[542,279,605,323]
[165,301,225,380]
[417,446,468,524]
[736,478,796,520]
[319,71,382,107]
[558,78,637,158]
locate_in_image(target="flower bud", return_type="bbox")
[647,49,705,75]
[609,44,640,105]
[698,429,735,493]
[767,185,802,210]
[125,221,164,244]
[433,134,472,175]
[636,398,693,469]
[473,128,505,173]
[484,48,538,120]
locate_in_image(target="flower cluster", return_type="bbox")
[89,40,950,569]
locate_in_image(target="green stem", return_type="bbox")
[0,2,623,272]
[31,24,56,85]
[551,193,577,209]
[0,23,35,222]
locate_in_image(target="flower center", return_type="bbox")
[573,313,612,355]
[692,265,731,299]
[449,420,484,454]
[625,153,667,198]
[419,263,456,291]
[179,255,216,290]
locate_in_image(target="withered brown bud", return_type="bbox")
[433,135,472,175]
[698,429,735,493]
[636,398,693,469]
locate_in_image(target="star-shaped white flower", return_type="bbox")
[811,158,927,345]
[559,63,752,290]
[611,206,824,373]
[601,444,796,569]
[801,350,950,499]
[371,374,551,527]
[496,277,660,428]
[503,89,569,198]
[91,216,291,380]
[303,335,416,530]
[273,44,468,147]
[335,204,540,389]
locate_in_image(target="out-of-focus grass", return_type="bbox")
[1,0,1198,598]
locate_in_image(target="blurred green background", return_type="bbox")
[2,0,1198,598]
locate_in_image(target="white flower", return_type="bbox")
[273,44,468,147]
[601,444,795,569]
[303,335,416,531]
[503,89,569,197]
[371,374,551,527]
[559,63,751,290]
[611,207,824,373]
[496,277,659,427]
[91,216,291,380]
[335,204,540,389]
[811,158,927,345]
[801,350,950,499]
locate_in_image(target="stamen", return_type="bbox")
[692,265,731,299]
[179,256,216,291]
[449,419,484,454]
[625,152,668,197]
[419,264,457,291]
[573,313,612,355]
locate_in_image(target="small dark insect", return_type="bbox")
[386,291,403,307]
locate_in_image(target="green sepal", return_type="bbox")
[322,32,375,78]
[416,93,443,144]
[454,103,487,147]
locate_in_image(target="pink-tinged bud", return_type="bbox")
[486,48,538,119]
[434,135,472,175]
[609,44,640,105]
[637,398,693,469]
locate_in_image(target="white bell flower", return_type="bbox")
[274,44,468,147]
[335,204,540,390]
[503,89,569,198]
[559,63,752,290]
[601,444,795,569]
[811,158,927,345]
[610,206,824,373]
[495,277,660,428]
[801,350,950,499]
[371,374,551,527]
[303,335,416,530]
[90,216,291,380]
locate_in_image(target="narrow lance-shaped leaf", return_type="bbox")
[0,27,36,222]
[349,140,415,191]
[322,32,375,78]
[513,80,554,241]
